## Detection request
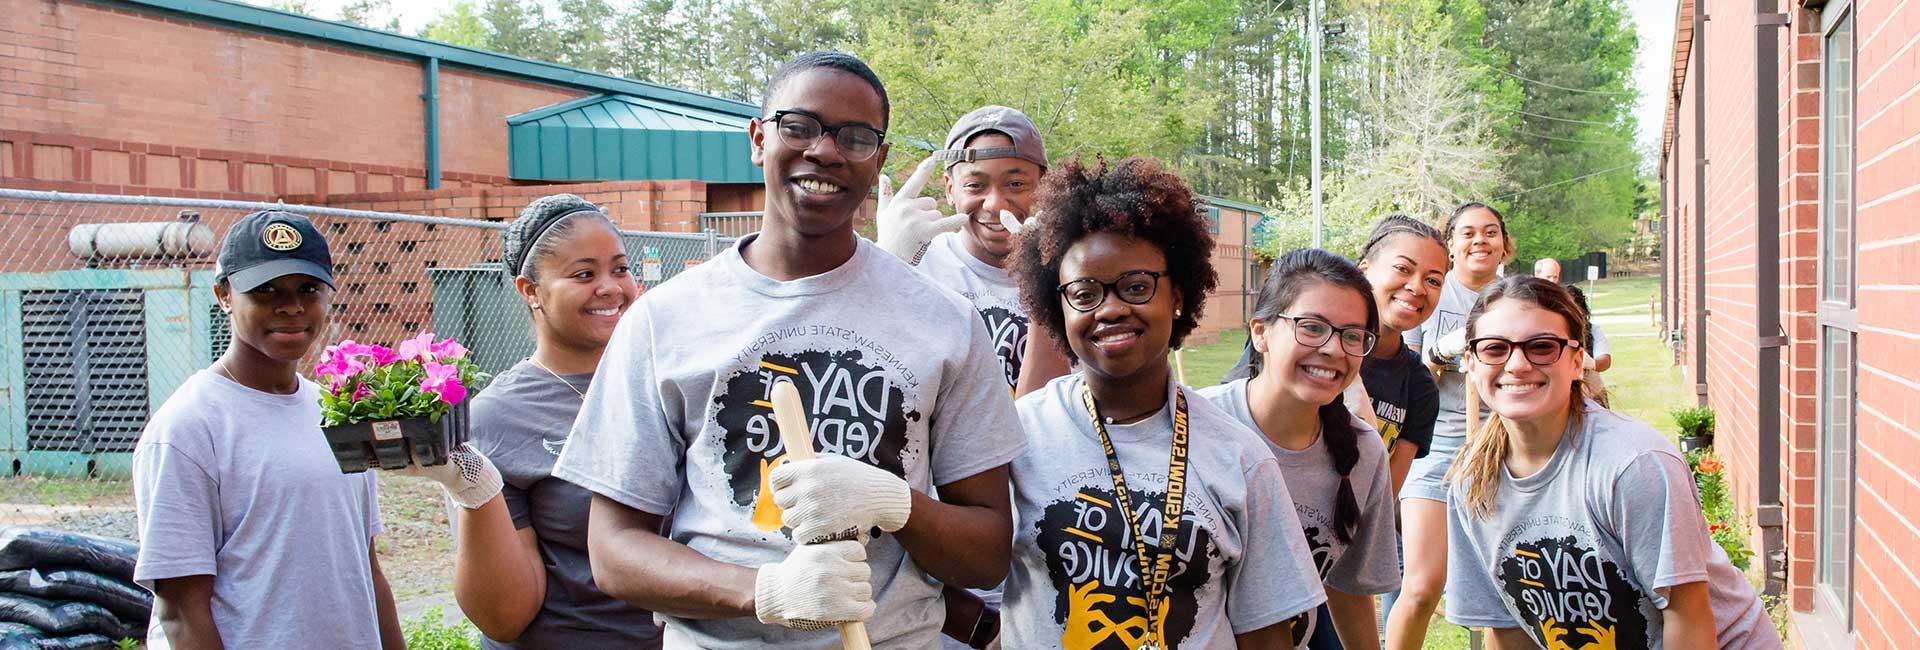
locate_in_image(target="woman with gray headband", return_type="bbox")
[432,194,658,648]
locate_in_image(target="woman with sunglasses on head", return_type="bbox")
[410,195,660,649]
[1000,157,1324,650]
[1197,249,1400,650]
[1352,215,1448,499]
[1444,277,1778,649]
[1385,202,1513,650]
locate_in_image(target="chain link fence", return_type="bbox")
[0,188,730,477]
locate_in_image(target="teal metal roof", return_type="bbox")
[116,0,758,119]
[507,95,756,183]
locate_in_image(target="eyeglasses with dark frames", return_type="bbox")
[761,110,886,161]
[1270,314,1378,357]
[1467,335,1581,367]
[1057,270,1165,313]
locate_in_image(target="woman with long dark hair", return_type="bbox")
[1385,202,1513,649]
[1198,249,1399,650]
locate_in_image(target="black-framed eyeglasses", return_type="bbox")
[1270,314,1378,357]
[1058,270,1165,312]
[761,110,886,161]
[1467,335,1581,367]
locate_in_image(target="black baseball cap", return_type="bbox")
[216,210,334,292]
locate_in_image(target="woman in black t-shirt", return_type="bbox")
[1352,216,1448,498]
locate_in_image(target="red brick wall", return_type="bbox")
[1666,1,1920,646]
[0,0,577,197]
[1847,0,1920,645]
[1192,206,1257,343]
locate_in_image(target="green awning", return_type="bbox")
[507,94,759,183]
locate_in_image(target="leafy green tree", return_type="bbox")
[417,0,489,47]
[339,0,402,32]
[860,0,1217,180]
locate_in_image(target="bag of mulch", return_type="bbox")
[0,595,134,639]
[0,622,40,650]
[0,569,150,620]
[28,634,114,650]
[0,530,136,583]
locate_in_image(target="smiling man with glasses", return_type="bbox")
[552,52,1024,650]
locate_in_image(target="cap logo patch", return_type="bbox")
[262,223,302,251]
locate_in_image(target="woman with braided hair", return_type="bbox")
[418,194,660,648]
[1198,249,1400,650]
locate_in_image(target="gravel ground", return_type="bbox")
[4,473,459,609]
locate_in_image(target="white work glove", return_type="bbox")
[771,454,912,545]
[754,540,875,630]
[1582,352,1597,370]
[997,209,1025,235]
[876,157,967,265]
[394,443,503,510]
[1428,328,1469,366]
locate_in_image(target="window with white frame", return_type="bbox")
[1816,1,1858,632]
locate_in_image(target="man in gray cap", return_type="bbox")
[870,105,1064,650]
[876,105,1066,400]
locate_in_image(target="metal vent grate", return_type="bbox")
[208,304,230,361]
[21,290,149,453]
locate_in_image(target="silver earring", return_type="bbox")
[1175,309,1183,317]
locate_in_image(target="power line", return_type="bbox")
[1496,106,1620,127]
[1445,48,1639,97]
[1489,65,1638,96]
[1494,162,1639,200]
[1513,129,1635,146]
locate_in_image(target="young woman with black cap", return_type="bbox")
[407,194,660,648]
[132,210,404,649]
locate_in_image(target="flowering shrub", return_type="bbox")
[1686,448,1752,569]
[317,332,487,428]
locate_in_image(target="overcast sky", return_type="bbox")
[258,0,1680,154]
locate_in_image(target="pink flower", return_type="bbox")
[429,337,468,360]
[365,344,399,366]
[315,345,368,382]
[351,383,371,401]
[420,361,467,405]
[398,332,437,362]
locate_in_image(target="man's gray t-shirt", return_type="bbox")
[469,360,661,649]
[132,371,384,649]
[1198,379,1401,648]
[917,232,1029,392]
[1002,375,1324,650]
[1444,400,1779,649]
[551,235,1025,650]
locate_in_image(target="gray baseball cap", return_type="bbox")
[935,105,1048,172]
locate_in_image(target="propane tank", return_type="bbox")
[67,222,216,260]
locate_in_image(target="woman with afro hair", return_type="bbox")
[997,157,1325,650]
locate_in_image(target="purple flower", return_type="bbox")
[429,337,468,361]
[420,361,468,405]
[351,383,371,401]
[398,332,437,362]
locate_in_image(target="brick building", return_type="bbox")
[1,0,1268,343]
[1660,0,1920,647]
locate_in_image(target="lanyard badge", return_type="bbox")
[1080,384,1190,650]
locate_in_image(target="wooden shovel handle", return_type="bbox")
[769,381,873,650]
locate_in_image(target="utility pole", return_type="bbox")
[1309,0,1324,248]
